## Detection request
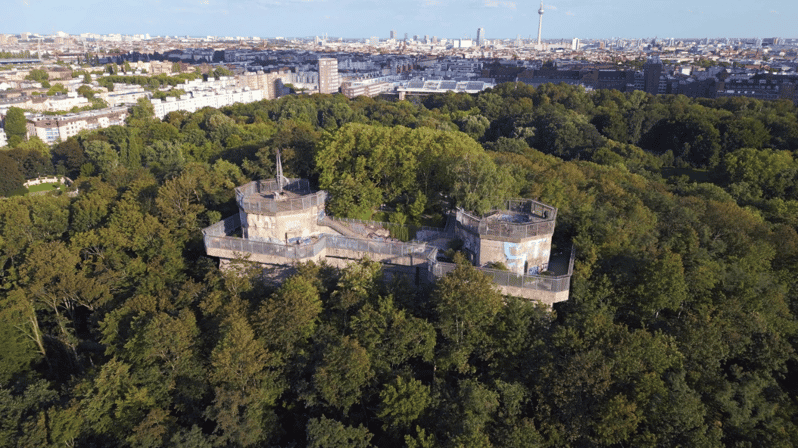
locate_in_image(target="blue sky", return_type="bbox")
[1,0,795,40]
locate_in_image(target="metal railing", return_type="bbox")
[325,235,431,257]
[456,209,556,239]
[423,244,574,293]
[202,215,573,294]
[505,198,557,221]
[426,259,571,293]
[205,233,327,260]
[203,214,241,237]
[203,215,434,261]
[323,216,447,242]
[234,179,324,215]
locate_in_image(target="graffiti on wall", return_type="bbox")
[503,238,550,274]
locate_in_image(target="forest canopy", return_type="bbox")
[1,83,798,447]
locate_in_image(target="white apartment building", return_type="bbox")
[0,92,90,113]
[150,88,265,119]
[318,58,340,94]
[101,84,150,106]
[0,129,7,147]
[25,107,128,144]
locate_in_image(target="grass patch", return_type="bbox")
[27,183,65,194]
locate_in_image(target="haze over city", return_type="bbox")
[2,0,795,39]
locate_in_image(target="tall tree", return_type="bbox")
[4,107,28,146]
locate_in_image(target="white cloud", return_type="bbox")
[544,4,556,10]
[483,0,516,9]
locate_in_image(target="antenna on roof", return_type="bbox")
[275,148,288,191]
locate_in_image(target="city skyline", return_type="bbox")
[1,0,796,41]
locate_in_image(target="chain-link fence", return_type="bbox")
[505,198,557,221]
[234,179,324,215]
[203,213,573,294]
[326,235,431,257]
[202,214,241,237]
[203,215,433,261]
[204,234,326,259]
[324,216,447,242]
[424,245,574,293]
[456,209,556,239]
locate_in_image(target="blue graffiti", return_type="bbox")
[503,241,526,270]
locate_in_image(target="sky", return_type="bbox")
[1,0,796,40]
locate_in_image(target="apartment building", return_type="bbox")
[25,107,128,144]
[318,58,340,94]
[150,88,264,119]
[0,92,89,113]
[339,75,401,98]
[237,68,292,100]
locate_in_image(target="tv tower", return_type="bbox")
[537,2,544,47]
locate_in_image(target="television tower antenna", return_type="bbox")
[537,2,544,47]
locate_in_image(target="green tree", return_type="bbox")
[377,376,432,431]
[256,275,322,356]
[206,312,282,446]
[24,68,49,83]
[83,140,119,175]
[0,152,25,196]
[4,107,28,146]
[311,333,373,412]
[306,416,372,448]
[46,83,67,96]
[15,136,50,158]
[433,254,503,373]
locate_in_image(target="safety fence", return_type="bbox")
[203,214,241,237]
[456,209,556,239]
[203,216,433,261]
[325,216,447,242]
[235,178,327,215]
[505,198,557,221]
[424,245,573,293]
[203,215,572,293]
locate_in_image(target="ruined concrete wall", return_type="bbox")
[207,247,327,266]
[497,286,568,306]
[478,234,553,275]
[325,248,428,266]
[241,205,323,243]
[455,226,481,265]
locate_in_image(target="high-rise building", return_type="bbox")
[536,2,544,47]
[571,38,580,51]
[643,56,663,95]
[477,27,485,46]
[318,58,340,94]
[390,30,396,39]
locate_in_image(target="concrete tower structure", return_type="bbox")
[477,27,485,46]
[537,2,544,47]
